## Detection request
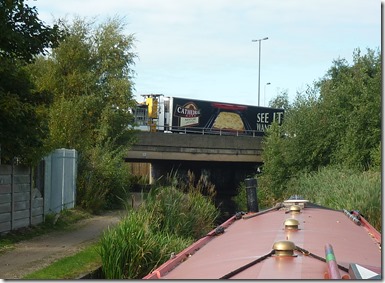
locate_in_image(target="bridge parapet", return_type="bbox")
[125,132,263,163]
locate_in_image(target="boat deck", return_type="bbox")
[143,200,381,279]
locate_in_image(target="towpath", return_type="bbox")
[0,210,124,279]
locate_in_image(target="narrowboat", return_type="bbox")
[143,182,381,279]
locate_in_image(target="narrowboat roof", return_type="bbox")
[143,197,381,280]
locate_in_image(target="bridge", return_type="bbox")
[125,131,264,163]
[125,131,264,213]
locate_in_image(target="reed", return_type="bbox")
[99,209,191,279]
[99,180,219,279]
[284,166,381,231]
[144,186,219,239]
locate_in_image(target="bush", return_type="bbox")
[76,143,132,213]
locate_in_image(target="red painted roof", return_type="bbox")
[143,199,381,280]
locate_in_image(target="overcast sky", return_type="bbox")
[35,0,381,106]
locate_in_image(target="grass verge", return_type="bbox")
[22,243,101,279]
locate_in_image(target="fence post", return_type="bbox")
[11,161,14,230]
[29,166,32,226]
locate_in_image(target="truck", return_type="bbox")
[132,94,284,136]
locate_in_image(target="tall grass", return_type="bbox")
[144,186,219,239]
[99,171,219,279]
[99,210,191,279]
[284,166,381,231]
[232,166,381,232]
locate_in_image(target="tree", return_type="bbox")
[0,0,62,62]
[0,0,63,164]
[29,17,137,151]
[27,16,138,211]
[317,48,381,170]
[260,48,381,200]
[268,89,290,110]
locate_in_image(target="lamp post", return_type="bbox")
[252,37,268,106]
[264,82,271,106]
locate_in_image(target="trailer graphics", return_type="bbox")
[170,97,284,136]
[173,102,201,127]
[135,96,284,136]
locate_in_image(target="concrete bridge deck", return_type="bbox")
[125,131,264,163]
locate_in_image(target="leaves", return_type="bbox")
[0,1,63,164]
[260,48,381,198]
[26,16,138,210]
[0,0,63,62]
[30,17,137,152]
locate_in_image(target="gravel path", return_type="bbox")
[0,210,124,279]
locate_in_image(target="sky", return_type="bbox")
[34,0,381,106]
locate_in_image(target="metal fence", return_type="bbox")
[44,149,77,214]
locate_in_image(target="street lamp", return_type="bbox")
[252,37,268,106]
[264,82,271,106]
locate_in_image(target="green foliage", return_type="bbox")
[284,166,381,232]
[268,89,290,110]
[0,0,63,164]
[232,182,247,212]
[31,16,137,151]
[76,142,133,213]
[99,176,219,279]
[0,58,48,164]
[369,142,381,171]
[99,210,192,279]
[144,186,219,239]
[0,0,63,62]
[260,48,381,202]
[26,16,138,211]
[259,121,290,202]
[23,243,101,279]
[318,48,381,170]
[46,96,95,150]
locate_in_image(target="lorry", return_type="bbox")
[132,94,284,136]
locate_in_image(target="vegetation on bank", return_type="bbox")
[285,167,381,231]
[234,48,381,232]
[23,243,101,279]
[99,174,219,279]
[233,166,381,232]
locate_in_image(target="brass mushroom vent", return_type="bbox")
[272,240,296,257]
[284,218,299,230]
[289,205,301,214]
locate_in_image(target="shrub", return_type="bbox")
[76,143,132,213]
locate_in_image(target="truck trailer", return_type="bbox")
[133,95,284,136]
